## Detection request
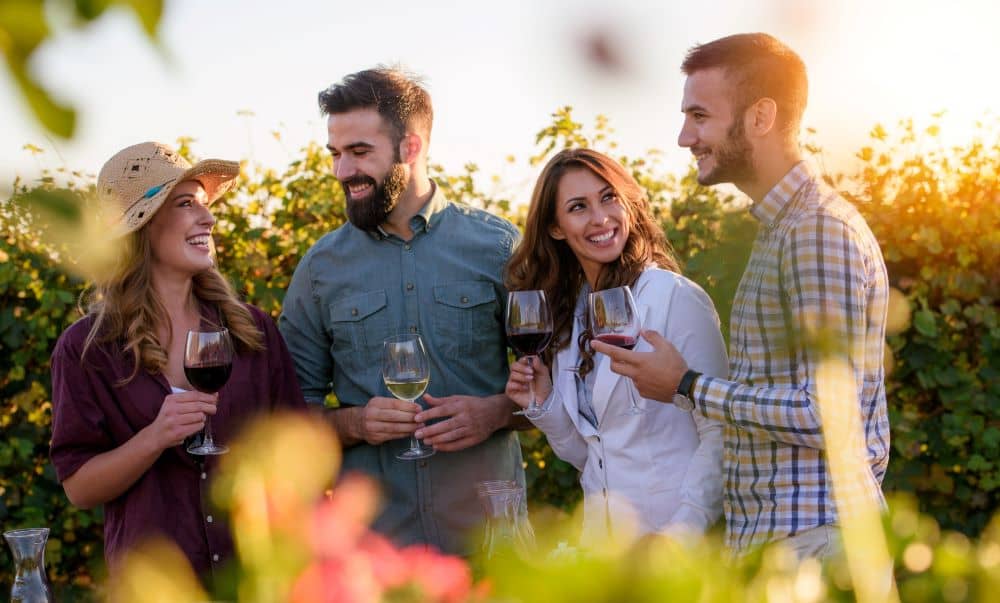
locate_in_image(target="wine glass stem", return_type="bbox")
[627,379,641,412]
[527,355,539,412]
[202,417,215,447]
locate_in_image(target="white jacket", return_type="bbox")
[532,268,728,548]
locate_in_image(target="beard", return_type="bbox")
[341,163,408,232]
[696,118,755,186]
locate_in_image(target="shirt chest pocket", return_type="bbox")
[328,290,391,371]
[432,281,499,358]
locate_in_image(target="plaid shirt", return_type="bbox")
[692,161,890,552]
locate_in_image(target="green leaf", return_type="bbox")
[7,62,77,138]
[914,309,938,337]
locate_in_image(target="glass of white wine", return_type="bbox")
[383,333,434,461]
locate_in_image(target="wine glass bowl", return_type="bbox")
[505,290,554,418]
[383,334,434,461]
[184,328,234,455]
[589,286,646,415]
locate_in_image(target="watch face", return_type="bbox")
[672,393,695,412]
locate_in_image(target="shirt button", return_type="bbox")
[406,282,414,291]
[206,515,214,523]
[201,472,207,480]
[409,326,417,333]
[212,554,220,562]
[404,243,412,250]
[351,308,359,316]
[598,459,603,469]
[460,296,469,304]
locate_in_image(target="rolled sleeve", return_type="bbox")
[49,335,112,482]
[278,253,333,405]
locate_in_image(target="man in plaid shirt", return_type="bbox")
[593,33,890,557]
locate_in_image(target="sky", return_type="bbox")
[2,0,998,202]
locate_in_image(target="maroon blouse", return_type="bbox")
[49,304,306,579]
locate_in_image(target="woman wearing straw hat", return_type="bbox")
[48,142,306,581]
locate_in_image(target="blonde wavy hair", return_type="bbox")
[81,225,264,384]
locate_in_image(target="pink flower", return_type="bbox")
[394,545,473,603]
[310,474,381,558]
[289,555,380,603]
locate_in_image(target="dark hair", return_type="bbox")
[505,148,680,376]
[681,33,808,135]
[318,67,433,145]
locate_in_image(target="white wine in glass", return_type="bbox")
[383,334,435,461]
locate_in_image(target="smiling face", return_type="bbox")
[327,107,408,231]
[549,167,631,288]
[145,180,216,281]
[678,67,755,186]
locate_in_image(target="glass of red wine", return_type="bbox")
[506,290,553,418]
[589,285,646,415]
[184,328,234,455]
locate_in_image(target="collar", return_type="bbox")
[372,179,448,240]
[749,160,814,228]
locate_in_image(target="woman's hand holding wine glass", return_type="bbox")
[148,390,218,449]
[506,290,554,418]
[505,356,554,411]
[184,328,234,455]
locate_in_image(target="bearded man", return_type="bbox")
[279,67,529,555]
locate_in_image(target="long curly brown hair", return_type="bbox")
[505,148,680,377]
[81,222,264,385]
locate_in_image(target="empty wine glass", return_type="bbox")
[184,328,234,455]
[589,286,645,415]
[506,290,553,418]
[383,334,434,461]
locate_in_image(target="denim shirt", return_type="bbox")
[278,182,525,555]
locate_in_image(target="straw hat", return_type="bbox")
[97,141,240,236]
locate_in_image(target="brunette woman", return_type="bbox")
[505,148,727,547]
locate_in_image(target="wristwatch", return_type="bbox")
[671,369,701,411]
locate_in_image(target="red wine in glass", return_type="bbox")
[185,364,232,393]
[506,290,553,417]
[589,286,645,415]
[184,328,234,455]
[508,331,553,357]
[592,333,637,350]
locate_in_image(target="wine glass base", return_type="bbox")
[188,443,229,455]
[513,408,544,419]
[396,448,435,461]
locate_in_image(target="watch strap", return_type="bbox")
[676,369,702,398]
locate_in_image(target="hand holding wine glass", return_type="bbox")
[505,355,553,411]
[506,290,553,418]
[383,334,435,461]
[589,285,646,415]
[184,328,234,455]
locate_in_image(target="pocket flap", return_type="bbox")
[433,281,495,309]
[329,290,388,322]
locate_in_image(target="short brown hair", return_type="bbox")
[318,67,433,145]
[681,33,808,135]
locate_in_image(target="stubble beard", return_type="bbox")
[697,118,755,186]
